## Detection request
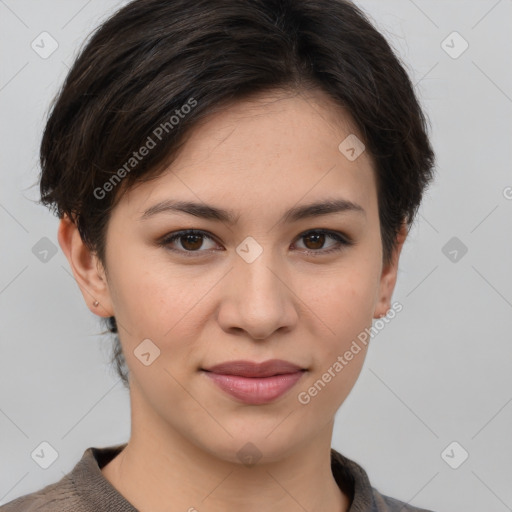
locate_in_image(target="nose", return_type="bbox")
[216,249,298,340]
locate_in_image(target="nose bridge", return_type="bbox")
[222,237,295,338]
[235,238,284,305]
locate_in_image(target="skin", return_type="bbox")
[58,87,407,512]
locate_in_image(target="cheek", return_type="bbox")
[294,283,373,413]
[299,262,379,341]
[293,264,378,401]
[106,243,190,331]
[106,251,221,371]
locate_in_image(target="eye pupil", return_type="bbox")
[181,234,203,250]
[162,229,347,257]
[304,233,325,250]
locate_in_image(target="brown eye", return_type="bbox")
[179,233,205,251]
[159,228,352,258]
[294,230,352,255]
[302,232,326,250]
[159,230,219,256]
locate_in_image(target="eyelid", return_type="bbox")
[158,229,221,256]
[293,230,353,255]
[158,228,353,256]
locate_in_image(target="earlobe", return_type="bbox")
[373,222,408,319]
[57,215,114,318]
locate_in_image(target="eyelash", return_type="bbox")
[158,229,353,258]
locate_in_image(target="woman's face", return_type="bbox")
[77,88,404,463]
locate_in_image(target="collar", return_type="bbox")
[69,443,375,511]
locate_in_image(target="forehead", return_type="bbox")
[112,88,378,225]
[188,88,364,154]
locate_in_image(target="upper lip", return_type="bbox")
[202,359,305,377]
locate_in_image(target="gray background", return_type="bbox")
[1,1,511,511]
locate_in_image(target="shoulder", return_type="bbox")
[0,474,80,511]
[1,444,129,512]
[330,448,438,512]
[371,487,437,512]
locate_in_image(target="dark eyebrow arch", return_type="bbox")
[139,198,366,224]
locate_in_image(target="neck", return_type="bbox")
[101,382,350,512]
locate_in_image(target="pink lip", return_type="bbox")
[202,359,306,405]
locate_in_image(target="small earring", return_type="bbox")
[93,300,99,307]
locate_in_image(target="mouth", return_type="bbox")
[201,359,307,405]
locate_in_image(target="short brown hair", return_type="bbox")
[39,0,436,387]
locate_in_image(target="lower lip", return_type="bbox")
[203,371,305,405]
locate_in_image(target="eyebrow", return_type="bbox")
[139,197,366,224]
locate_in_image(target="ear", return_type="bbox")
[373,222,408,319]
[57,214,114,318]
